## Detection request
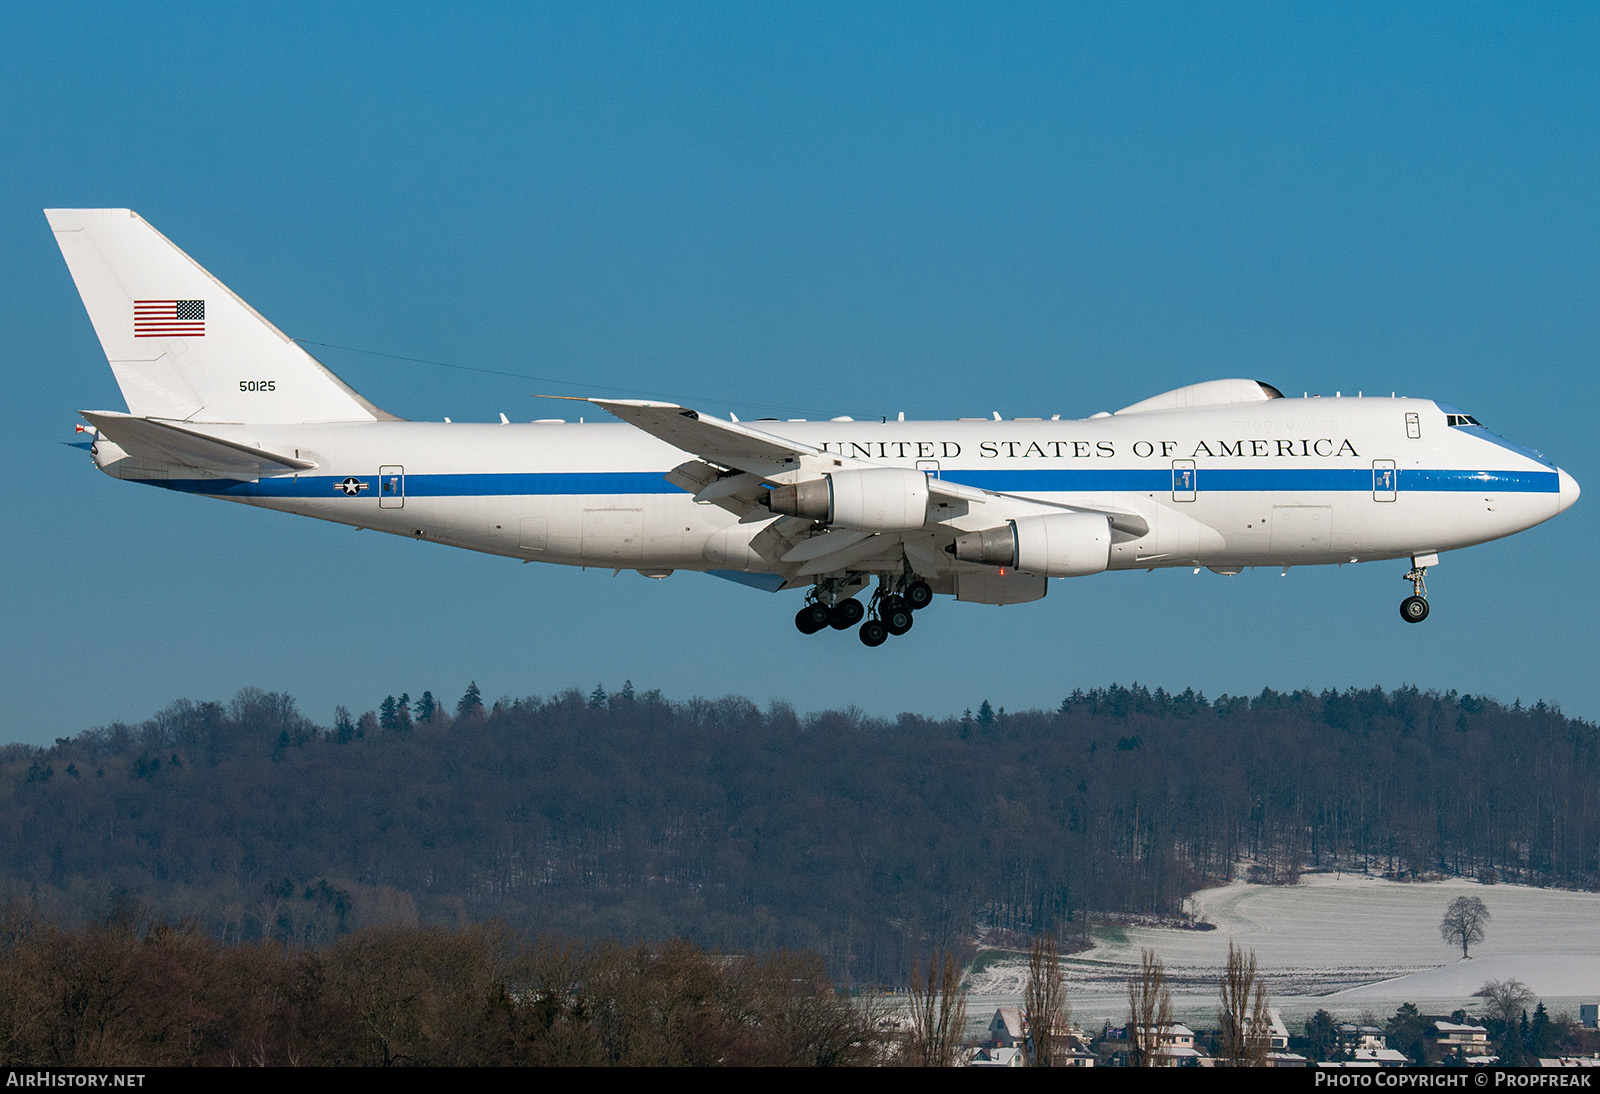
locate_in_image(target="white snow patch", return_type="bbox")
[967,874,1600,1026]
[1330,954,1600,1002]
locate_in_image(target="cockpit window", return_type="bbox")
[1446,413,1481,427]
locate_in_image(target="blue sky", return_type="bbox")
[3,3,1597,746]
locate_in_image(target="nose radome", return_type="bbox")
[1558,468,1580,513]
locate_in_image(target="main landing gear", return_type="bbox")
[794,587,865,635]
[860,591,915,647]
[794,577,934,645]
[1400,560,1431,623]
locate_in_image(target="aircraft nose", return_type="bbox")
[1558,467,1580,513]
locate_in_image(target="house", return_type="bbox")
[970,1045,1025,1067]
[1266,1009,1290,1051]
[987,1006,1027,1050]
[1109,1023,1205,1066]
[1217,1007,1291,1061]
[981,1008,1096,1066]
[1056,1045,1098,1067]
[1433,1020,1490,1057]
[1336,1024,1389,1053]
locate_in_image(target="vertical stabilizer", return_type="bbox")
[46,209,396,423]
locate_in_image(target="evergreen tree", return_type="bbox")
[1386,1003,1427,1063]
[588,683,608,709]
[379,696,398,731]
[1529,1003,1555,1058]
[976,700,994,727]
[416,691,437,723]
[455,681,484,721]
[1304,1009,1337,1062]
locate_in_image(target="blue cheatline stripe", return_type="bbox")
[150,471,684,498]
[141,465,1560,499]
[1402,469,1559,492]
[942,467,1559,494]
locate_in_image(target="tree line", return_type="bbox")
[0,909,884,1066]
[0,682,1595,982]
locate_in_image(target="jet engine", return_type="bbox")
[949,512,1112,577]
[765,467,930,532]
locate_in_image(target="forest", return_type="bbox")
[0,914,884,1066]
[1,682,1596,984]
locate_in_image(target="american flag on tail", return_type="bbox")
[133,299,205,337]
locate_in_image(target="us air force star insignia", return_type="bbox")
[334,476,369,496]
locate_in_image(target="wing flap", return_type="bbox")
[588,399,814,469]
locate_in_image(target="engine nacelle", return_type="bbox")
[766,467,931,532]
[950,512,1112,577]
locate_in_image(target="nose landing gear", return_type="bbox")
[1399,558,1432,623]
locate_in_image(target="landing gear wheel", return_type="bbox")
[1400,595,1430,624]
[884,604,914,636]
[859,619,889,647]
[796,604,831,634]
[829,598,864,629]
[903,580,934,611]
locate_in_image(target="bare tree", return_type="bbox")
[905,948,968,1067]
[1440,896,1490,959]
[1126,948,1173,1067]
[1023,934,1068,1067]
[1477,978,1535,1061]
[1217,941,1271,1066]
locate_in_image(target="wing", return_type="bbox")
[588,398,1149,585]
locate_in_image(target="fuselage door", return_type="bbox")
[379,465,405,509]
[1172,459,1197,502]
[1373,459,1397,502]
[582,508,644,562]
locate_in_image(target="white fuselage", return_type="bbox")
[95,394,1574,582]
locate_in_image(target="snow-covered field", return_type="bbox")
[965,873,1600,1028]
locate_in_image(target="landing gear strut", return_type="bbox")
[797,572,936,644]
[795,578,865,635]
[1400,562,1430,624]
[857,579,921,645]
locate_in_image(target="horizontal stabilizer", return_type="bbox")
[80,411,316,476]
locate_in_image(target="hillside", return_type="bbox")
[2,683,1595,983]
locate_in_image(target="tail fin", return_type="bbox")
[46,209,396,424]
